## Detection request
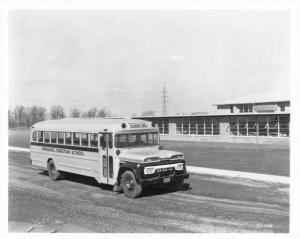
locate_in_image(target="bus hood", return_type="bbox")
[118,148,184,163]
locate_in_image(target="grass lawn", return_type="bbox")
[9,130,289,176]
[161,140,289,176]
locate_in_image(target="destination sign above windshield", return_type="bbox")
[128,123,148,128]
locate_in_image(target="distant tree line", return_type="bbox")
[8,105,113,129]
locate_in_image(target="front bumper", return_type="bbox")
[139,173,189,186]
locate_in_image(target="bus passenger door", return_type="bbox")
[100,133,114,185]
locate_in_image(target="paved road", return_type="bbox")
[8,151,289,233]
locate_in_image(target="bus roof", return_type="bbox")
[31,118,157,133]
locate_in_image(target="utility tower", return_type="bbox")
[161,82,168,116]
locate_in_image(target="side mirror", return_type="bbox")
[159,145,163,150]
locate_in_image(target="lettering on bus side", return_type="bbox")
[42,147,84,156]
[128,123,148,128]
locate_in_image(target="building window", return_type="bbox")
[212,119,220,135]
[230,106,234,113]
[279,115,289,137]
[238,117,247,136]
[190,118,197,135]
[268,116,278,137]
[237,104,253,113]
[248,117,258,136]
[258,116,268,136]
[163,119,169,134]
[279,104,285,112]
[183,119,189,134]
[205,118,212,135]
[229,118,237,136]
[175,119,183,134]
[157,119,164,134]
[197,118,205,135]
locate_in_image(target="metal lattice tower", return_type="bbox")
[161,83,168,116]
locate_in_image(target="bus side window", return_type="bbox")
[51,132,57,144]
[58,132,64,144]
[100,135,106,148]
[44,131,50,143]
[65,132,72,145]
[32,131,37,142]
[90,133,98,148]
[81,133,88,146]
[38,131,44,142]
[73,133,80,146]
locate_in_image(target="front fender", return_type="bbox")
[117,162,142,185]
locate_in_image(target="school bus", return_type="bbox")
[30,118,189,198]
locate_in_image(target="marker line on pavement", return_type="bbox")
[8,146,289,185]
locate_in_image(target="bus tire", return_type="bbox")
[121,170,142,198]
[47,159,61,181]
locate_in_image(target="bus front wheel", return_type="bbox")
[47,159,61,181]
[121,170,142,198]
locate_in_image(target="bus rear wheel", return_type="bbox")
[121,170,142,198]
[47,159,61,181]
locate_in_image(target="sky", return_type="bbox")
[8,10,290,117]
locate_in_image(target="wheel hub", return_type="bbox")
[125,180,134,190]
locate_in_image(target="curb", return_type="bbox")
[8,146,289,185]
[187,166,289,185]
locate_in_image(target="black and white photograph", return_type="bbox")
[2,0,300,236]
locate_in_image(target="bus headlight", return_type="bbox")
[175,163,184,171]
[144,167,155,175]
[172,155,184,160]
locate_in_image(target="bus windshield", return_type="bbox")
[115,132,159,148]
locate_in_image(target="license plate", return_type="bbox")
[163,178,171,183]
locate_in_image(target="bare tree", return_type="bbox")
[24,107,32,128]
[8,109,16,128]
[36,106,46,121]
[70,108,81,118]
[14,105,26,128]
[84,107,98,118]
[97,107,111,117]
[50,105,65,119]
[141,110,155,116]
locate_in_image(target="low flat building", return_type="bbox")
[134,92,290,144]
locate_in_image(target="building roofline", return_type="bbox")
[213,99,290,106]
[133,112,290,119]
